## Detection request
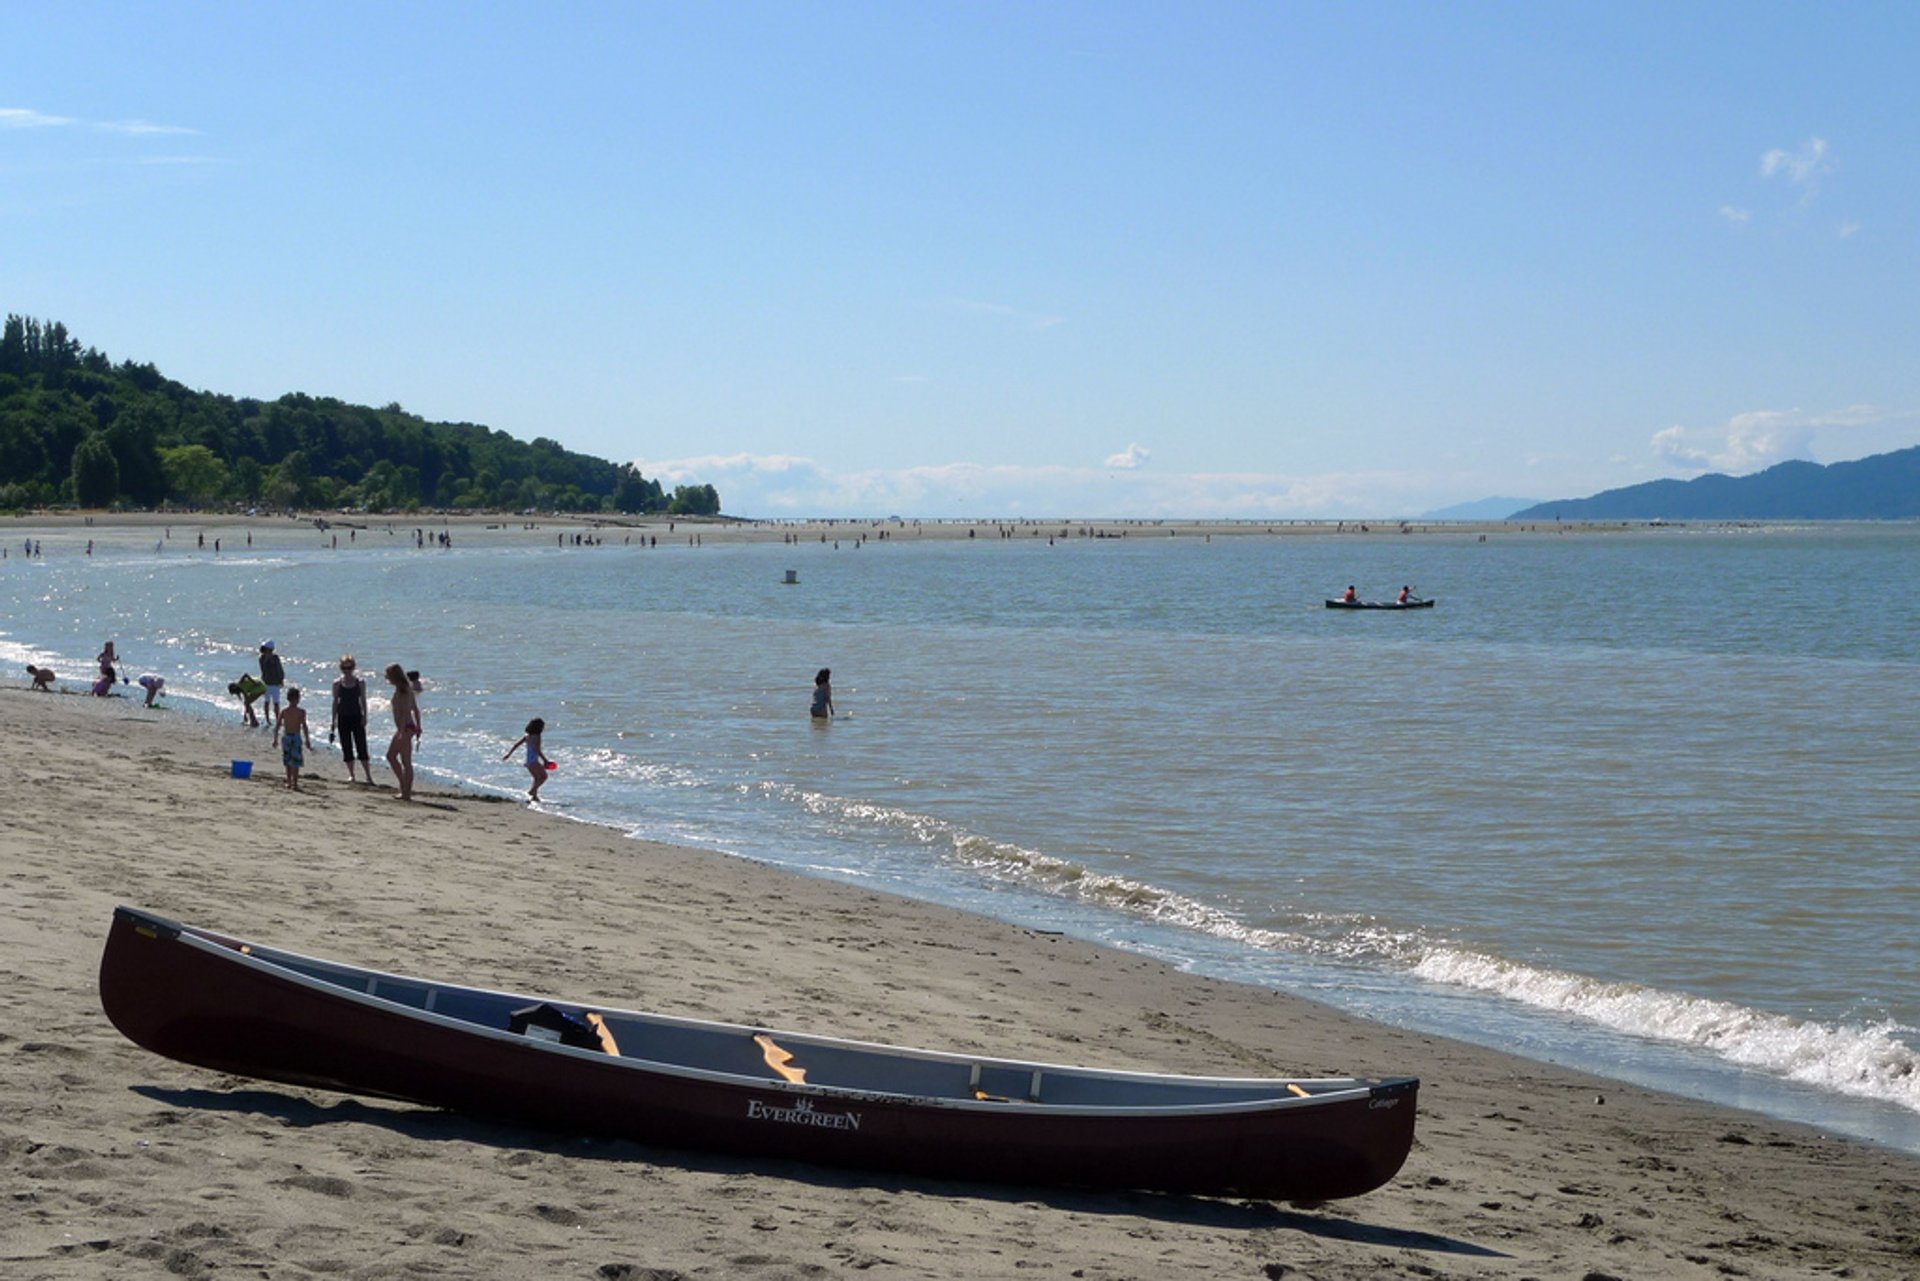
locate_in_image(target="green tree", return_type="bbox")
[160,443,230,504]
[612,464,662,513]
[106,406,169,506]
[71,433,120,507]
[0,316,720,514]
[231,456,264,503]
[667,483,720,516]
[264,450,310,507]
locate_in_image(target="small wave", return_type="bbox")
[1414,948,1920,1114]
[0,635,63,668]
[567,746,704,789]
[761,782,1920,1117]
[758,782,1425,958]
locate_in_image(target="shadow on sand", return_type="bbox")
[133,1084,1505,1259]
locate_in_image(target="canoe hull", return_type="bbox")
[1324,598,1435,610]
[98,908,1416,1200]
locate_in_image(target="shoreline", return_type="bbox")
[5,688,1919,1278]
[0,508,1767,550]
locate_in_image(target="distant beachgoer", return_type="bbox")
[503,717,551,802]
[98,642,118,684]
[331,655,371,783]
[259,641,286,730]
[231,673,267,726]
[810,668,834,720]
[384,663,417,801]
[1342,586,1358,603]
[275,688,312,791]
[26,664,54,692]
[136,673,166,707]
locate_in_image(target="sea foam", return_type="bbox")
[1413,947,1920,1113]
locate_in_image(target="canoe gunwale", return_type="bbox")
[127,908,1397,1118]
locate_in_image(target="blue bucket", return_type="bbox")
[231,760,253,779]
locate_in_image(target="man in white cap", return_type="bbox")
[259,640,286,731]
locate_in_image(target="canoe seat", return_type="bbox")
[754,1033,806,1084]
[969,1063,1041,1102]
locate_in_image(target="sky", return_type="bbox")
[4,2,1917,518]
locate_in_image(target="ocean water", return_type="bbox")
[6,521,1918,1153]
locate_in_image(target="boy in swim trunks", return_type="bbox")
[274,687,312,791]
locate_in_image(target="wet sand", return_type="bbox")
[1,507,1644,557]
[3,686,1916,1279]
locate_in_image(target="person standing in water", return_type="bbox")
[259,641,286,731]
[502,717,551,803]
[384,663,418,801]
[330,655,370,783]
[810,668,834,720]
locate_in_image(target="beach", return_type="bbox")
[4,687,1917,1279]
[0,508,1639,556]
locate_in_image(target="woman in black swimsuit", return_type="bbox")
[330,655,371,783]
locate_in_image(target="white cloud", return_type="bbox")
[96,119,199,137]
[938,297,1066,331]
[1,105,195,136]
[1104,443,1150,469]
[1760,137,1831,185]
[1651,405,1909,475]
[1718,205,1751,227]
[1837,220,1862,238]
[0,107,75,128]
[1759,137,1836,210]
[632,451,1444,519]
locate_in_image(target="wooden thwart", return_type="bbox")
[969,1063,1042,1103]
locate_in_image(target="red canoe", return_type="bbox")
[98,906,1418,1200]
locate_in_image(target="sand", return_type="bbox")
[0,508,1648,559]
[3,685,1917,1280]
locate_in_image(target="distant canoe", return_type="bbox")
[98,907,1419,1201]
[1325,598,1435,610]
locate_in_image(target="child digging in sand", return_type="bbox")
[503,717,552,803]
[274,688,313,791]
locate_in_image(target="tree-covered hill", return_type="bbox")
[1508,446,1920,521]
[0,315,719,516]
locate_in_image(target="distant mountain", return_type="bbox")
[1420,496,1541,521]
[1509,446,1920,521]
